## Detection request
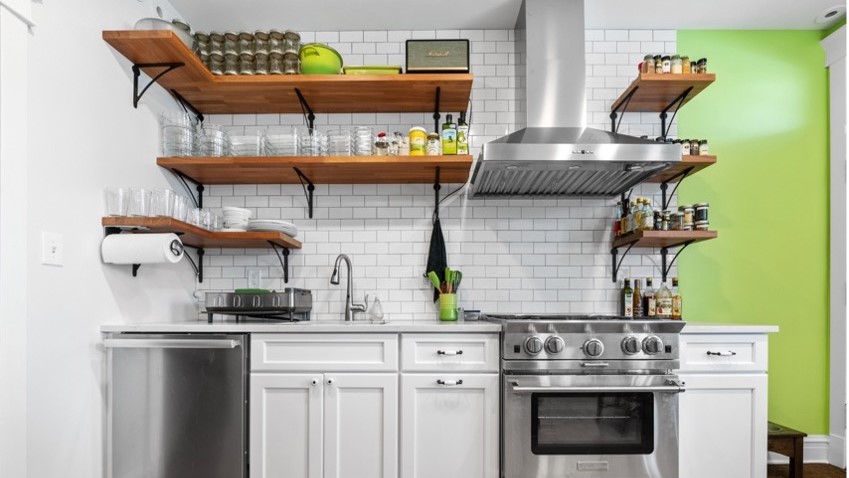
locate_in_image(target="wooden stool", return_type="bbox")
[768,421,807,478]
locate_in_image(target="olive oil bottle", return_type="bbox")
[457,111,469,154]
[633,279,643,317]
[441,114,457,155]
[671,277,682,320]
[621,278,634,318]
[643,278,657,317]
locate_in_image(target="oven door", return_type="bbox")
[502,374,683,478]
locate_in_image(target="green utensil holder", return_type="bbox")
[439,293,457,321]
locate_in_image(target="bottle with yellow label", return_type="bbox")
[409,126,427,156]
[671,277,682,320]
[442,114,457,155]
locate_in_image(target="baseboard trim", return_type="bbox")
[768,435,831,464]
[828,434,845,468]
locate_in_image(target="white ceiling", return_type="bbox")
[168,0,846,32]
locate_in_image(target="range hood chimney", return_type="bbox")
[468,0,680,198]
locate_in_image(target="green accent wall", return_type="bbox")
[677,31,830,434]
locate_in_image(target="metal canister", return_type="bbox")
[409,127,427,156]
[679,205,695,230]
[694,202,709,224]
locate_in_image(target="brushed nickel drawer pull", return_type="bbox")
[706,350,737,356]
[437,350,463,356]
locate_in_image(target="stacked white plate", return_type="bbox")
[247,219,298,237]
[222,207,252,231]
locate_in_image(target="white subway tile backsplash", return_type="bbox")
[198,29,676,320]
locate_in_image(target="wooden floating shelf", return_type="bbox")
[646,155,716,183]
[157,155,473,185]
[102,30,473,114]
[612,73,716,112]
[613,230,718,249]
[102,216,302,249]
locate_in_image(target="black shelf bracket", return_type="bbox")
[294,88,316,130]
[433,167,441,220]
[131,62,184,109]
[659,86,693,139]
[660,166,695,211]
[660,241,693,283]
[171,170,204,208]
[169,89,204,124]
[269,242,291,284]
[182,246,205,283]
[609,86,638,134]
[433,87,442,133]
[293,167,315,219]
[610,242,636,283]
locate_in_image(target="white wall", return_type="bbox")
[0,3,33,476]
[24,1,195,476]
[197,29,679,321]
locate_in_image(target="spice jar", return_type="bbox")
[283,54,298,74]
[682,56,691,74]
[209,32,224,56]
[254,52,269,75]
[209,52,224,75]
[374,132,390,156]
[671,55,682,74]
[239,53,255,75]
[697,58,708,74]
[694,202,709,224]
[682,139,691,155]
[223,32,239,56]
[698,139,709,155]
[673,211,685,230]
[426,133,441,156]
[269,53,284,74]
[409,127,427,156]
[661,210,671,231]
[238,32,255,55]
[661,55,671,74]
[223,53,239,75]
[269,30,285,55]
[284,30,301,55]
[690,139,700,155]
[642,54,655,74]
[254,31,270,55]
[654,55,663,74]
[193,32,210,57]
[679,205,695,230]
[398,135,410,156]
[653,210,662,230]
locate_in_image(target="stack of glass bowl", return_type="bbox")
[265,126,299,156]
[327,129,353,156]
[298,128,328,156]
[352,126,374,156]
[199,125,231,156]
[161,113,197,156]
[229,131,266,156]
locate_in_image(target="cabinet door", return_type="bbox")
[400,373,499,478]
[323,373,398,478]
[250,374,324,478]
[679,373,768,478]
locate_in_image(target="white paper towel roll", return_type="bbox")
[101,233,184,265]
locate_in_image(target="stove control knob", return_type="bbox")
[621,336,641,355]
[643,336,664,355]
[524,336,544,355]
[583,339,604,357]
[545,336,565,354]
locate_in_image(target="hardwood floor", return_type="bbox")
[768,464,846,478]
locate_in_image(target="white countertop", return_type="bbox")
[101,318,502,333]
[681,322,779,334]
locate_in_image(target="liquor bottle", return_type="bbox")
[622,278,634,317]
[671,277,682,320]
[656,280,672,318]
[644,278,657,317]
[441,114,457,155]
[456,111,469,155]
[633,279,643,317]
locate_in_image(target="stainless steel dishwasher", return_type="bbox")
[105,333,248,478]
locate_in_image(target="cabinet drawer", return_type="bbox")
[251,333,398,372]
[679,334,768,372]
[401,334,499,372]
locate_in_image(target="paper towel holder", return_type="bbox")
[104,227,202,282]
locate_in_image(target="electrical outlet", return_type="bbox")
[42,232,63,266]
[247,268,263,289]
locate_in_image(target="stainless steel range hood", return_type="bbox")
[468,0,680,198]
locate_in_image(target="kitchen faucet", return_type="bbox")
[330,254,366,321]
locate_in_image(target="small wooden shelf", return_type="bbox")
[102,30,473,114]
[611,73,716,112]
[102,216,302,249]
[157,155,473,185]
[613,230,718,249]
[647,155,716,183]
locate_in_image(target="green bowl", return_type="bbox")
[299,43,343,75]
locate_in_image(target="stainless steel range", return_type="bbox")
[485,314,686,478]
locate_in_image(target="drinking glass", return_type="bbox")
[127,188,152,216]
[152,189,176,217]
[104,188,129,216]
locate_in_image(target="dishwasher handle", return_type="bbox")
[104,338,241,349]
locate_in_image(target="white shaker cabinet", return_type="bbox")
[678,330,773,478]
[399,334,500,478]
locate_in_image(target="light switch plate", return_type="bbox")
[42,232,63,266]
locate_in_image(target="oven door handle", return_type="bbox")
[510,380,685,394]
